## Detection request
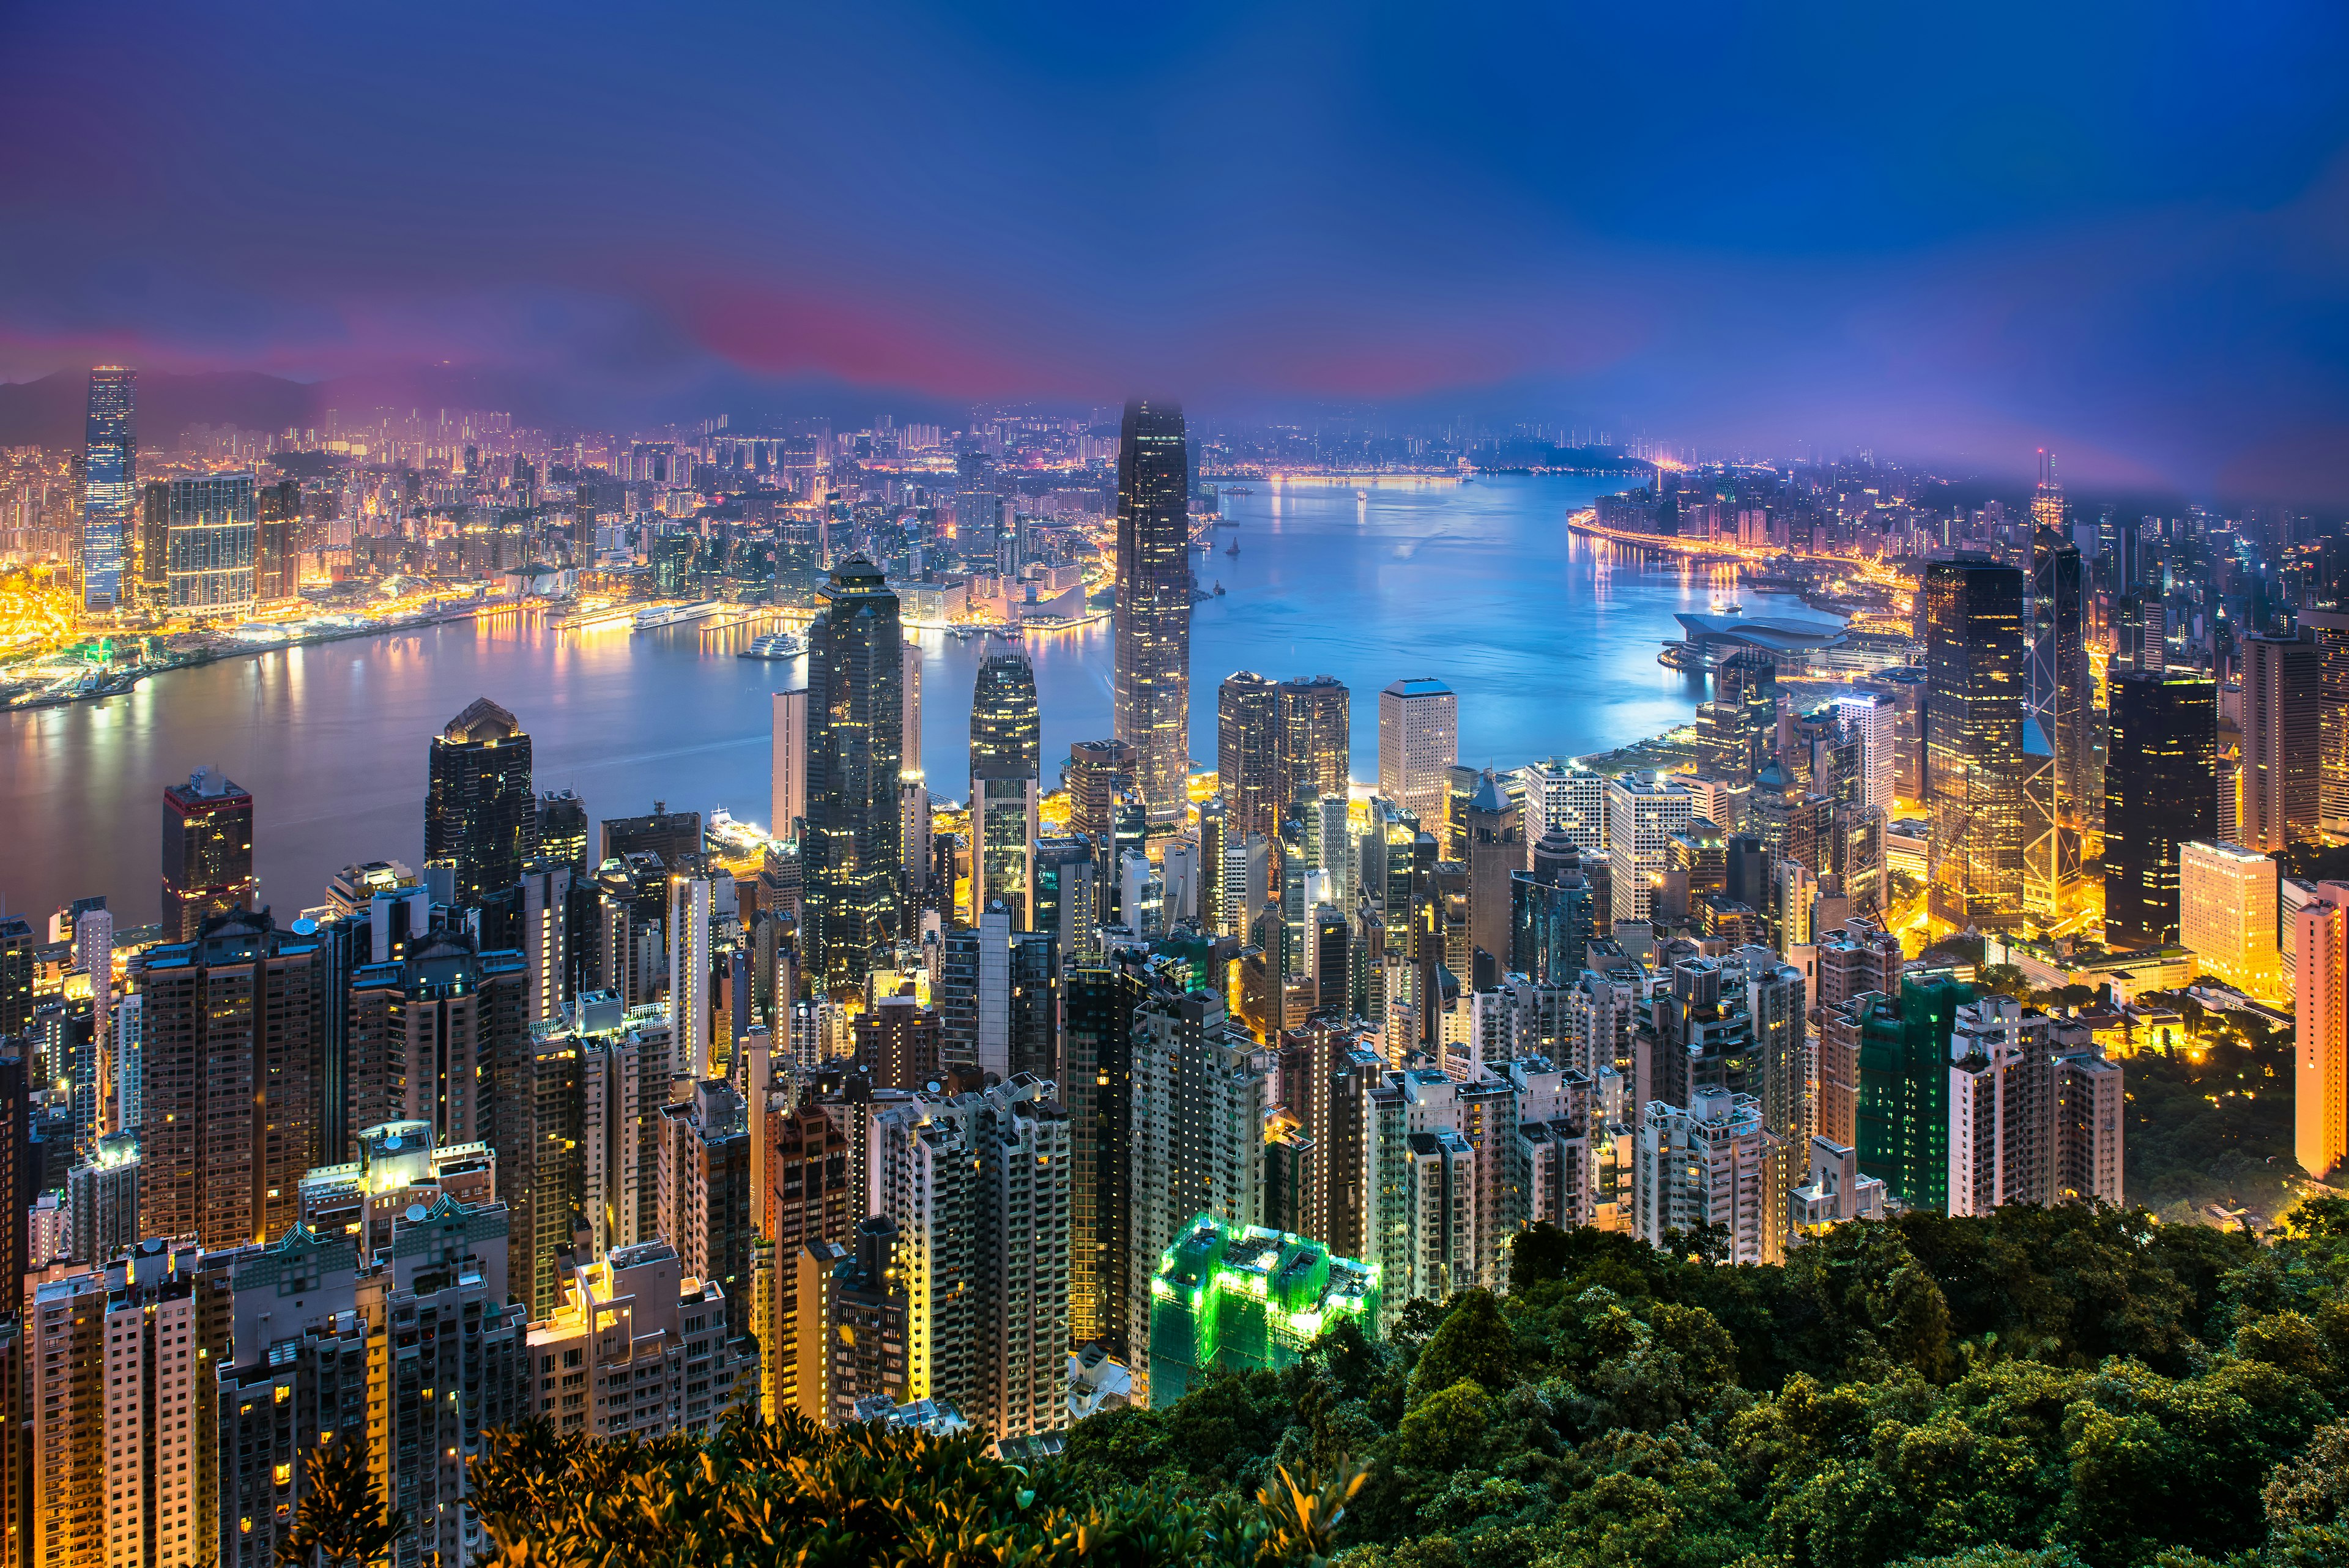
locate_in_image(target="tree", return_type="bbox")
[275,1435,408,1568]
[1407,1292,1519,1404]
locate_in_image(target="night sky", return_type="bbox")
[6,4,2349,499]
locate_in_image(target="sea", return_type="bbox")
[0,474,1828,923]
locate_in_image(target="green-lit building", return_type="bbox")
[1855,973,1976,1212]
[1147,1214,1380,1408]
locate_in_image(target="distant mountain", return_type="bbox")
[0,369,320,450]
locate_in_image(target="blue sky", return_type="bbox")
[5,2,2348,497]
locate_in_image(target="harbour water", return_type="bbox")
[1,475,1802,922]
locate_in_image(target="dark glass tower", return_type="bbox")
[161,768,256,940]
[81,366,136,612]
[425,697,536,908]
[2030,526,2091,826]
[970,645,1041,926]
[1112,398,1192,826]
[1216,672,1282,839]
[1924,557,2025,931]
[804,558,905,997]
[1696,649,1778,787]
[2104,671,2217,948]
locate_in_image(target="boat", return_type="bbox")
[737,631,807,661]
[1225,540,1239,556]
[1224,486,1253,496]
[1213,581,1226,596]
[633,600,725,630]
[1356,489,1369,499]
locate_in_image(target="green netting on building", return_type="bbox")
[1147,1213,1381,1408]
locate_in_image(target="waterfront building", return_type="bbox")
[2296,883,2349,1183]
[81,366,136,612]
[970,647,1042,925]
[2241,631,2320,853]
[165,472,259,615]
[1111,399,1192,827]
[772,687,807,842]
[534,789,590,872]
[138,910,324,1250]
[1278,675,1351,811]
[2103,671,2217,948]
[1924,557,2026,931]
[1378,678,1457,828]
[160,769,254,940]
[1697,651,1779,789]
[426,697,536,908]
[2179,841,2280,996]
[804,559,907,996]
[601,803,701,871]
[1946,996,2123,1214]
[1145,1214,1379,1408]
[1521,757,1607,852]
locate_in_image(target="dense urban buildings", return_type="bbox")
[1111,399,1192,827]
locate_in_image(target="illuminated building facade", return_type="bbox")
[1111,399,1192,827]
[81,366,136,612]
[1924,557,2025,930]
[803,558,906,996]
[425,697,535,909]
[1145,1213,1379,1409]
[160,769,255,940]
[165,473,258,615]
[2102,671,2216,948]
[969,646,1041,926]
[1378,678,1457,828]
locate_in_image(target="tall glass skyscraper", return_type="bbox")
[1113,398,1192,827]
[81,366,137,612]
[1924,556,2025,931]
[2104,671,2217,948]
[970,645,1041,926]
[804,558,905,997]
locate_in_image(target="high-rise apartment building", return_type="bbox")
[160,770,255,940]
[81,366,136,612]
[668,873,713,1075]
[1633,1087,1770,1264]
[2240,631,2320,853]
[654,1080,754,1336]
[804,559,905,995]
[1111,399,1192,826]
[164,472,259,615]
[970,647,1041,926]
[1854,973,1975,1213]
[426,697,535,908]
[1379,678,1457,827]
[2296,883,2349,1183]
[527,1241,757,1441]
[2103,671,2217,948]
[771,687,807,842]
[1946,996,2124,1214]
[1925,557,2026,929]
[138,910,324,1250]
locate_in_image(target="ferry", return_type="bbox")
[737,631,807,661]
[633,600,725,631]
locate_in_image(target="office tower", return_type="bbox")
[1033,836,1097,957]
[797,1217,909,1421]
[136,477,169,607]
[1924,557,2027,930]
[1855,973,1975,1211]
[2241,631,2320,852]
[1464,770,1521,968]
[163,472,259,614]
[772,687,808,841]
[1605,771,1694,924]
[254,477,301,603]
[602,803,702,870]
[2296,884,2349,1182]
[535,789,590,871]
[1217,672,1283,838]
[1111,399,1192,826]
[160,769,255,940]
[2305,608,2349,838]
[970,647,1042,925]
[426,697,535,908]
[1697,652,1778,788]
[138,910,324,1249]
[654,1080,754,1334]
[669,873,713,1075]
[804,559,906,996]
[72,901,114,1057]
[2113,590,2167,676]
[1865,665,1929,804]
[1379,678,1457,825]
[1278,675,1351,809]
[1196,797,1226,934]
[32,1240,233,1568]
[1124,978,1271,1399]
[1064,952,1144,1353]
[1945,996,2124,1214]
[1521,758,1606,853]
[217,1197,529,1568]
[1511,831,1595,983]
[79,366,137,612]
[903,637,924,770]
[1835,691,1896,814]
[1146,1214,1380,1409]
[1065,737,1135,919]
[2104,672,2217,947]
[2179,841,2280,995]
[2030,524,2092,859]
[1633,1087,1770,1263]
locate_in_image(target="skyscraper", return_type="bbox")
[1697,651,1778,788]
[2241,631,2320,853]
[426,697,536,907]
[1464,770,1520,970]
[804,558,905,996]
[970,646,1041,925]
[773,687,808,842]
[165,472,259,615]
[161,768,255,940]
[80,366,136,612]
[1217,672,1283,839]
[2296,883,2349,1183]
[1111,399,1193,825]
[138,909,325,1249]
[1379,678,1457,826]
[1277,675,1351,809]
[2029,525,2091,877]
[2103,672,2217,948]
[1924,557,2026,930]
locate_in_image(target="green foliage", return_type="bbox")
[276,1435,407,1568]
[2123,1031,2301,1221]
